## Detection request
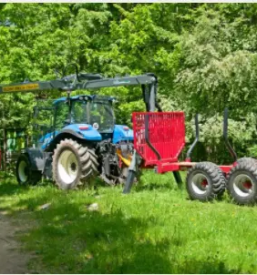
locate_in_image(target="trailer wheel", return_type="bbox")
[52,139,99,190]
[16,154,42,185]
[236,157,257,165]
[227,159,257,205]
[186,162,226,201]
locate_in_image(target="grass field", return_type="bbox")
[1,171,257,273]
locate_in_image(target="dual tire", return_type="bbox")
[186,158,257,205]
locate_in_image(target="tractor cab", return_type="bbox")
[33,94,133,150]
[53,95,116,134]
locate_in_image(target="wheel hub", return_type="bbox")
[201,179,208,187]
[242,181,252,189]
[233,174,253,197]
[191,173,209,195]
[57,150,79,185]
[71,162,77,172]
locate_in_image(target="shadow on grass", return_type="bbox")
[0,176,238,274]
[12,193,171,273]
[0,180,28,197]
[1,188,236,274]
[178,259,240,274]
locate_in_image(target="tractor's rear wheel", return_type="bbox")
[227,159,257,205]
[186,162,226,201]
[52,139,99,190]
[16,154,42,185]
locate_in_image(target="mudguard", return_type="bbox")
[63,124,102,141]
[40,124,102,150]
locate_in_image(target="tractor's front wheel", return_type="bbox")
[16,154,42,185]
[52,139,99,190]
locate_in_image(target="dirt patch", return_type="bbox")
[0,214,30,274]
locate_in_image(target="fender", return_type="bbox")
[63,124,102,141]
[44,125,102,151]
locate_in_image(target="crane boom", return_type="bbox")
[0,80,67,93]
[0,72,160,112]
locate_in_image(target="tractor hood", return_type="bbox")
[63,124,102,141]
[113,125,134,144]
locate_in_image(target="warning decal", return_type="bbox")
[2,83,39,93]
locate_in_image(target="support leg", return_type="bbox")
[123,150,137,194]
[173,171,183,188]
[123,170,136,194]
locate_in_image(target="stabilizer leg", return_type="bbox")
[123,170,136,194]
[173,171,183,188]
[123,150,137,194]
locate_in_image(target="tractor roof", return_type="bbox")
[53,95,115,105]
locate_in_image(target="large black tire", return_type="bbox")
[16,154,42,185]
[52,139,99,190]
[227,159,257,205]
[186,162,226,202]
[236,157,257,165]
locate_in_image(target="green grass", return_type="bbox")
[1,172,257,273]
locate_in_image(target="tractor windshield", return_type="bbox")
[71,100,114,132]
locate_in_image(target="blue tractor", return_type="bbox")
[0,72,160,189]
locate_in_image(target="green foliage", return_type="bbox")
[1,3,257,161]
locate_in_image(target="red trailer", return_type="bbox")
[124,110,257,206]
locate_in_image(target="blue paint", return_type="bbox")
[38,124,102,150]
[63,124,102,141]
[39,131,57,150]
[38,95,132,149]
[112,125,134,144]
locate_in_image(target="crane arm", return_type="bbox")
[0,80,70,94]
[0,72,161,111]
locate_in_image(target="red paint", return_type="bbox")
[243,182,252,189]
[219,165,233,173]
[132,111,235,176]
[201,179,208,187]
[133,112,185,166]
